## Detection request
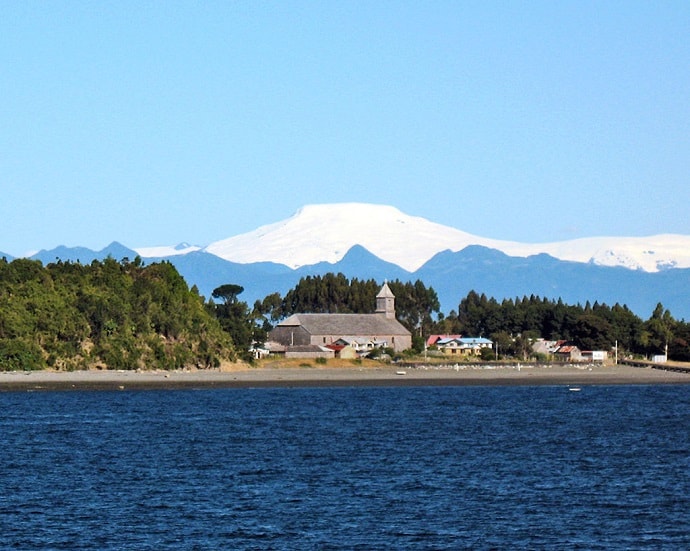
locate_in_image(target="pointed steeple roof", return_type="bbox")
[376,281,395,298]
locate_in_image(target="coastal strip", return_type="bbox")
[1,364,689,392]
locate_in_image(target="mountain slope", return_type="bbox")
[156,251,298,305]
[199,203,690,273]
[168,244,690,320]
[203,203,513,271]
[415,246,690,318]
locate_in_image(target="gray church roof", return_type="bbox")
[278,313,410,336]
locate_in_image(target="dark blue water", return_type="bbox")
[1,385,689,550]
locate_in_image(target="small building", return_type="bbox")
[532,339,561,357]
[581,350,608,362]
[325,343,359,359]
[553,344,582,362]
[426,334,462,347]
[435,336,493,356]
[458,337,494,355]
[268,283,412,355]
[532,340,587,362]
[284,345,335,360]
[334,336,375,351]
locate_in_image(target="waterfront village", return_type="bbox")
[262,283,608,364]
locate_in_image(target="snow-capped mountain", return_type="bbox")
[185,203,690,273]
[202,203,499,272]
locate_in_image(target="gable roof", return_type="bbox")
[556,345,580,354]
[459,337,493,345]
[427,334,462,346]
[278,313,410,336]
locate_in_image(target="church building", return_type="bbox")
[268,283,412,354]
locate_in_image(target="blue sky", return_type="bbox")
[2,1,689,257]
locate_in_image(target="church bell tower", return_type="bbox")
[376,282,396,319]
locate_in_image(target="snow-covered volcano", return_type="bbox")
[196,203,690,273]
[203,203,499,271]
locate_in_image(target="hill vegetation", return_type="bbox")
[443,291,688,361]
[0,257,235,371]
[2,259,689,371]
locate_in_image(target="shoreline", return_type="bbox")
[1,363,689,392]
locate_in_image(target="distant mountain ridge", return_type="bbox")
[415,245,690,320]
[29,242,139,265]
[197,203,690,273]
[18,243,690,322]
[9,203,690,319]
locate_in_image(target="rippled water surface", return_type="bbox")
[1,385,689,549]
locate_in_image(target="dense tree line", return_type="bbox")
[0,257,235,371]
[250,275,690,360]
[434,291,690,360]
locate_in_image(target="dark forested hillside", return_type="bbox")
[0,257,236,371]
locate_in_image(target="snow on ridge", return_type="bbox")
[138,203,690,273]
[530,234,690,272]
[134,243,201,258]
[203,202,502,271]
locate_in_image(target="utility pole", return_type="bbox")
[615,340,618,365]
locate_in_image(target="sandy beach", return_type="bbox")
[1,363,689,392]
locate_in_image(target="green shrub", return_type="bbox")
[480,348,496,361]
[0,338,45,371]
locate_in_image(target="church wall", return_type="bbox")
[269,325,311,346]
[309,333,411,352]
